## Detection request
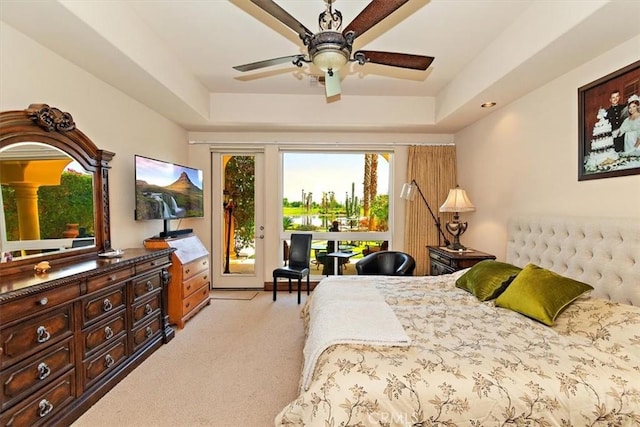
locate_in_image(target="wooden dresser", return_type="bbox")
[144,234,210,329]
[427,246,496,275]
[0,248,174,427]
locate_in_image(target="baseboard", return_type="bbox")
[264,281,321,292]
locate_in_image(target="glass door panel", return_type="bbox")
[214,153,264,288]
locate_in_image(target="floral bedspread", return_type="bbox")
[275,274,640,426]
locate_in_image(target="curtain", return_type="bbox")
[404,145,457,276]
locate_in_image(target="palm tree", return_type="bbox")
[363,154,378,229]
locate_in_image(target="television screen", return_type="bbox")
[135,155,204,220]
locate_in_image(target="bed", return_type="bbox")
[275,216,640,426]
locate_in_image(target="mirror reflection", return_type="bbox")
[0,142,95,261]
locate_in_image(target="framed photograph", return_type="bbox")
[578,60,640,181]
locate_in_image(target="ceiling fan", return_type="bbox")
[233,0,434,98]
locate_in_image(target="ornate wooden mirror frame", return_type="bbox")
[0,104,113,277]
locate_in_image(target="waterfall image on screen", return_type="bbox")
[134,155,204,220]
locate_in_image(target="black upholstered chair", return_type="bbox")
[273,233,312,304]
[355,251,416,276]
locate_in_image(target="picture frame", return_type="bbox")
[578,60,640,181]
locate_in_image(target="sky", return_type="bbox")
[282,153,389,203]
[135,155,203,189]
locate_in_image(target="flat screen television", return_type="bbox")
[134,155,204,237]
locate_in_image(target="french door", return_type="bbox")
[212,152,264,288]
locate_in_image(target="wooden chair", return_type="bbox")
[273,233,312,304]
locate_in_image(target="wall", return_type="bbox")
[5,19,637,276]
[0,21,443,278]
[456,36,640,260]
[0,22,195,250]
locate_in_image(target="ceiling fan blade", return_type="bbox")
[355,50,434,70]
[324,71,341,98]
[233,55,305,72]
[250,0,314,40]
[343,0,409,40]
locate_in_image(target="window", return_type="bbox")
[281,151,392,276]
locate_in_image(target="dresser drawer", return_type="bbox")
[182,269,209,298]
[132,272,162,301]
[82,312,127,356]
[430,260,454,276]
[0,284,80,325]
[136,256,170,274]
[83,337,127,390]
[132,292,162,326]
[1,337,74,412]
[0,308,73,369]
[132,317,162,353]
[429,251,452,267]
[86,267,133,293]
[81,285,126,327]
[183,285,209,315]
[182,256,208,281]
[0,370,75,427]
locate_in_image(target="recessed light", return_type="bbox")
[481,102,497,108]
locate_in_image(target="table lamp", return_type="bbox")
[439,187,475,250]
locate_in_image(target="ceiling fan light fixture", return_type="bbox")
[234,0,434,99]
[312,49,349,73]
[308,31,351,74]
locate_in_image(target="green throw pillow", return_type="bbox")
[494,263,594,326]
[455,260,522,301]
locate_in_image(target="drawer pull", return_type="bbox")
[186,302,191,308]
[104,326,114,340]
[39,399,54,418]
[186,284,191,291]
[145,304,153,315]
[146,281,154,292]
[39,297,48,306]
[103,299,113,312]
[185,268,190,274]
[145,327,153,338]
[105,354,115,368]
[37,362,51,380]
[203,275,208,281]
[36,326,51,343]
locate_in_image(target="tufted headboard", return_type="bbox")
[506,215,640,306]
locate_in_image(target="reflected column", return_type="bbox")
[12,182,41,240]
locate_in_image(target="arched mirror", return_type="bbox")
[0,104,113,277]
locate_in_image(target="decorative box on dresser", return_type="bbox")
[0,248,174,427]
[144,234,210,329]
[427,246,496,275]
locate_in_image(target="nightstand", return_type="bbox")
[427,246,496,275]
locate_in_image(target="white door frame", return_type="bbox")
[211,151,264,289]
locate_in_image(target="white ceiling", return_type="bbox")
[1,0,639,133]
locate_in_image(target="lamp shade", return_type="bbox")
[312,49,349,72]
[439,188,475,212]
[399,182,417,201]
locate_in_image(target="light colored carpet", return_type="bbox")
[72,291,305,427]
[210,290,260,300]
